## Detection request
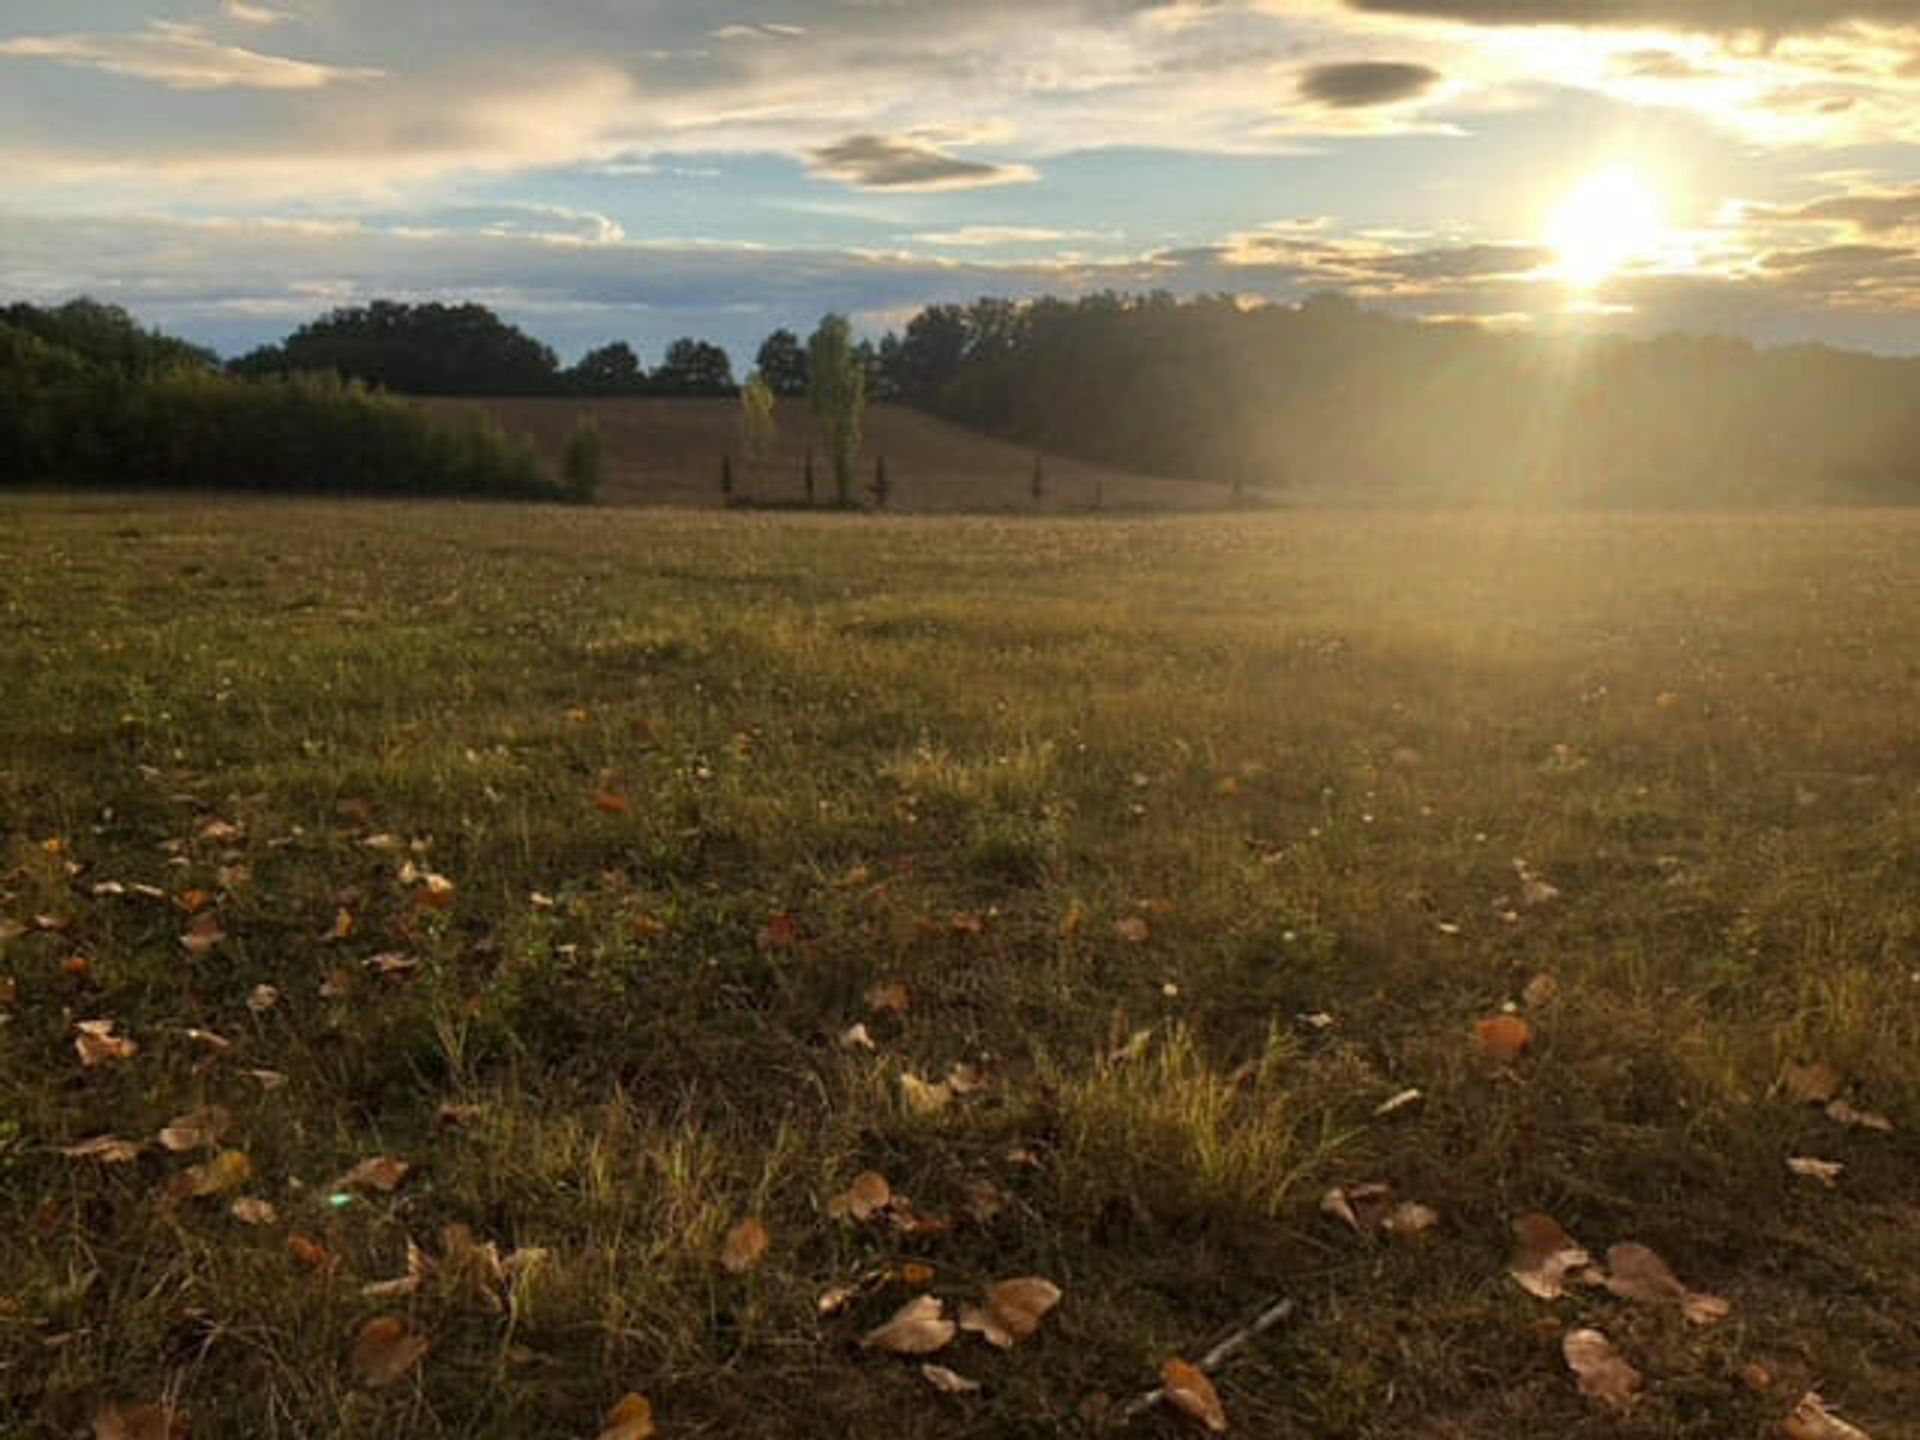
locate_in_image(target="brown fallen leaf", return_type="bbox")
[1563,1328,1641,1412]
[945,1061,987,1096]
[595,1393,657,1440]
[1473,1014,1532,1063]
[1603,1242,1730,1325]
[818,1284,863,1317]
[362,1238,434,1299]
[757,912,797,950]
[1382,1202,1441,1239]
[1782,1061,1844,1106]
[179,1149,252,1198]
[920,1363,982,1394]
[959,1277,1062,1349]
[1509,1213,1595,1300]
[412,873,456,911]
[865,981,911,1015]
[862,1294,956,1356]
[179,912,226,959]
[592,791,631,816]
[900,1072,953,1116]
[287,1233,335,1271]
[1114,916,1151,944]
[1161,1358,1228,1433]
[61,1136,146,1165]
[1521,973,1561,1009]
[158,1105,232,1153]
[230,1197,277,1226]
[350,1315,429,1389]
[1320,1183,1395,1234]
[721,1216,769,1273]
[1787,1156,1844,1188]
[1825,1099,1894,1133]
[334,1156,410,1194]
[75,1018,137,1067]
[1784,1392,1874,1440]
[91,1401,187,1440]
[838,1022,876,1051]
[828,1171,893,1222]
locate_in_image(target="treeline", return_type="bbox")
[232,302,738,398]
[882,291,1920,505]
[2,299,563,499]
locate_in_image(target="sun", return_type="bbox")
[1546,166,1666,289]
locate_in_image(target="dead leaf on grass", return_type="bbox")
[1320,1183,1395,1234]
[75,1018,137,1067]
[61,1136,146,1165]
[1603,1243,1730,1325]
[158,1106,231,1153]
[920,1363,981,1394]
[1787,1156,1845,1188]
[230,1197,277,1226]
[1113,916,1151,944]
[1782,1062,1843,1106]
[1474,1015,1532,1063]
[333,1156,410,1194]
[958,1277,1061,1349]
[1373,1088,1423,1118]
[839,1022,876,1051]
[1562,1328,1641,1412]
[1382,1202,1441,1239]
[595,1393,657,1440]
[900,1073,953,1116]
[721,1217,769,1273]
[1825,1099,1894,1133]
[828,1171,893,1222]
[1161,1358,1228,1433]
[1784,1392,1874,1440]
[91,1401,187,1440]
[179,913,226,959]
[350,1315,429,1389]
[862,1294,956,1355]
[1509,1213,1595,1300]
[179,1149,252,1198]
[865,981,911,1015]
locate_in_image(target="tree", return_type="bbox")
[229,300,560,395]
[566,341,645,396]
[561,413,605,503]
[739,373,778,460]
[807,315,865,506]
[755,329,809,396]
[651,338,736,397]
[894,304,970,397]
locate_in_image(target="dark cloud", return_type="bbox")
[807,135,1034,191]
[1297,61,1442,108]
[1769,187,1920,231]
[1343,0,1920,33]
[1374,242,1552,277]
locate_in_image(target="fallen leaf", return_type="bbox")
[62,1136,145,1165]
[362,1238,434,1299]
[959,1177,1007,1224]
[595,1393,657,1440]
[1825,1099,1894,1133]
[91,1401,186,1440]
[412,873,456,911]
[828,1171,892,1222]
[350,1315,429,1389]
[921,1363,982,1394]
[1114,916,1151,944]
[592,791,631,815]
[1474,1015,1532,1063]
[945,1062,987,1096]
[246,984,280,1013]
[175,888,216,914]
[1788,1156,1845,1188]
[865,981,911,1015]
[838,1022,876,1051]
[862,1294,956,1355]
[1161,1358,1228,1433]
[756,912,797,950]
[959,1277,1061,1349]
[199,818,243,844]
[818,1284,862,1317]
[1784,1392,1874,1440]
[1521,974,1561,1009]
[1382,1202,1441,1239]
[1321,1183,1395,1234]
[897,1261,936,1287]
[158,1106,232,1153]
[949,911,985,935]
[1509,1213,1595,1300]
[247,1068,288,1091]
[436,1102,484,1128]
[179,1149,252,1198]
[75,1018,137,1067]
[1563,1328,1641,1412]
[1783,1062,1844,1106]
[900,1073,953,1116]
[287,1233,335,1271]
[334,1156,410,1194]
[1603,1243,1730,1325]
[179,912,226,959]
[721,1216,769,1273]
[230,1197,277,1226]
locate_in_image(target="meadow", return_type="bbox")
[2,495,1916,1438]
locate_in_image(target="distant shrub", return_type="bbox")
[562,413,605,503]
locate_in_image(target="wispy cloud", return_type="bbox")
[807,136,1037,192]
[0,21,380,91]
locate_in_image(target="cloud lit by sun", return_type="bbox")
[1546,166,1668,290]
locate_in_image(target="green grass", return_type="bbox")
[2,495,1917,1438]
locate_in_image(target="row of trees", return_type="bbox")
[883,290,1920,505]
[2,299,565,500]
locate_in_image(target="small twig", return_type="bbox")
[1120,1296,1297,1422]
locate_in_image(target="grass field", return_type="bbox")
[417,398,1231,513]
[3,495,1917,1439]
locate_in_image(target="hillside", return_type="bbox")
[420,396,1232,512]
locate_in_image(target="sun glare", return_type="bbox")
[1546,166,1665,290]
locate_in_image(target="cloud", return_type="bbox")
[223,2,289,25]
[0,21,381,91]
[1763,186,1920,231]
[807,135,1037,191]
[1759,241,1911,269]
[1298,61,1443,108]
[1341,0,1920,33]
[911,225,1090,246]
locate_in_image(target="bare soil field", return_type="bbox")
[419,397,1232,512]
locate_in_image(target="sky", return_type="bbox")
[4,1,1920,364]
